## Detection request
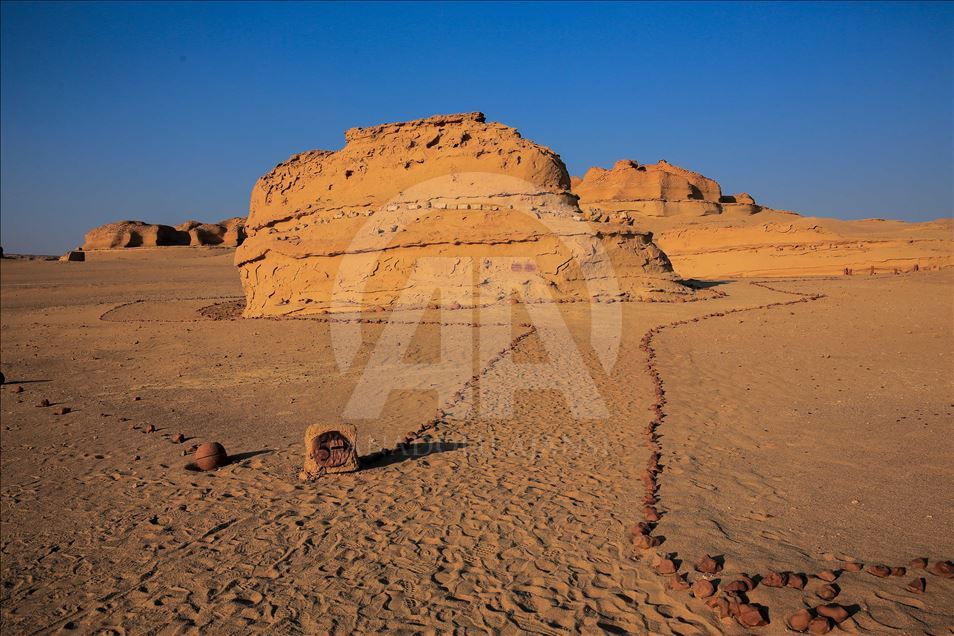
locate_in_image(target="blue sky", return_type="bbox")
[2,1,952,254]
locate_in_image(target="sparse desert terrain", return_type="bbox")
[2,248,951,634]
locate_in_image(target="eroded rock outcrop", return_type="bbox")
[573,159,762,218]
[571,158,952,277]
[83,218,245,250]
[83,221,190,250]
[235,112,692,316]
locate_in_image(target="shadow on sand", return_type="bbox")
[361,441,467,470]
[678,278,734,289]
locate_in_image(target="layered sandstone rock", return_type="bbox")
[573,158,952,277]
[639,212,954,278]
[83,221,191,250]
[573,159,761,218]
[83,218,246,250]
[235,112,692,317]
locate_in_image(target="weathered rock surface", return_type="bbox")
[83,218,245,250]
[572,159,761,218]
[235,112,692,317]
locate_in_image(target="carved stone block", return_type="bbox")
[300,423,359,480]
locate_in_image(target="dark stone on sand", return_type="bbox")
[786,608,813,632]
[695,554,721,574]
[692,579,716,598]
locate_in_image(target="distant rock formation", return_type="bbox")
[572,159,763,218]
[571,159,952,277]
[58,250,85,262]
[235,112,692,317]
[82,218,245,250]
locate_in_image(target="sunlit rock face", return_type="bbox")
[573,159,762,218]
[83,218,246,249]
[235,112,691,317]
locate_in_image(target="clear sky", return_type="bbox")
[1,1,952,254]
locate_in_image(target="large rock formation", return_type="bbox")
[573,159,761,218]
[175,217,247,247]
[573,159,953,277]
[83,218,245,250]
[235,112,692,316]
[83,221,190,250]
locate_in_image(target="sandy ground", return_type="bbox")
[1,248,952,634]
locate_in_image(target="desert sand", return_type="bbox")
[2,248,952,634]
[2,113,952,634]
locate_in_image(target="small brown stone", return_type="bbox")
[13,385,23,393]
[721,574,754,594]
[908,557,927,569]
[816,569,838,582]
[866,564,891,578]
[705,595,731,619]
[692,579,716,598]
[808,616,832,634]
[786,608,813,632]
[762,571,788,587]
[656,559,677,575]
[890,566,906,577]
[842,561,863,572]
[36,399,50,407]
[695,554,721,574]
[724,594,743,618]
[631,522,652,536]
[54,407,71,415]
[787,573,807,589]
[633,534,660,549]
[668,574,690,591]
[906,577,926,593]
[928,560,954,579]
[723,580,748,593]
[815,604,849,623]
[173,433,185,444]
[816,584,839,601]
[145,424,156,433]
[737,604,767,628]
[643,506,661,522]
